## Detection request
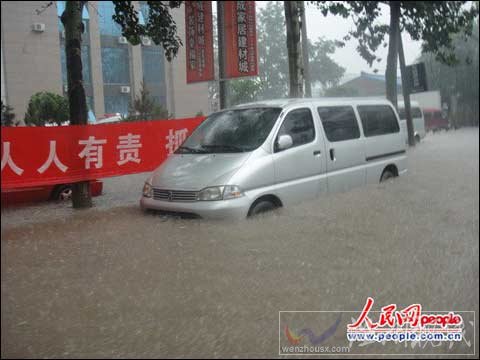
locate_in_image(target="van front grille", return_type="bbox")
[152,188,198,202]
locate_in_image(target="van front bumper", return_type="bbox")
[140,196,251,219]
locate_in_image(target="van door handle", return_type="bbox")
[313,150,322,156]
[329,148,336,161]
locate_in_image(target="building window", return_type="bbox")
[142,47,165,85]
[98,1,122,36]
[101,48,130,84]
[104,95,130,116]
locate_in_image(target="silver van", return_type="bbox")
[140,98,407,219]
[398,101,426,143]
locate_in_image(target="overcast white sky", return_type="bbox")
[213,1,423,78]
[300,2,423,76]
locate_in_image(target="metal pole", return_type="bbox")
[217,1,228,109]
[398,28,415,147]
[300,1,311,98]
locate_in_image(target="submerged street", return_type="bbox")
[1,129,479,357]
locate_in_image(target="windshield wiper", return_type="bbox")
[175,146,209,154]
[200,144,247,153]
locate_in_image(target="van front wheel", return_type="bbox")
[248,200,276,217]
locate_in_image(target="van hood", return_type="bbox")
[151,153,252,190]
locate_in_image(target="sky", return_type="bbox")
[299,2,423,77]
[213,1,423,80]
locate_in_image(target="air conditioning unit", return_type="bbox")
[141,36,152,46]
[118,36,128,45]
[32,23,46,32]
[63,84,68,92]
[120,86,131,94]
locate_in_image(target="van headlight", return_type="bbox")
[142,182,153,198]
[197,185,244,201]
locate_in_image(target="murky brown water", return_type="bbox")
[2,129,479,358]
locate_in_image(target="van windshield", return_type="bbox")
[176,107,282,154]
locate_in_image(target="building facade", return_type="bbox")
[1,1,210,124]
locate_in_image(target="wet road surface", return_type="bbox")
[1,129,479,358]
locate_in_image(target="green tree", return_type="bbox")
[257,2,289,99]
[257,1,344,100]
[128,81,155,120]
[1,101,17,127]
[24,92,69,126]
[313,1,478,145]
[308,38,346,90]
[419,21,479,127]
[229,79,263,106]
[57,1,183,208]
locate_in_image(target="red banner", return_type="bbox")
[185,1,214,83]
[1,118,204,189]
[223,1,258,79]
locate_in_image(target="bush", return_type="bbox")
[1,101,17,126]
[24,92,69,126]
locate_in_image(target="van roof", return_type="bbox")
[233,97,394,109]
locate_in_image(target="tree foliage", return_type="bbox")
[112,1,183,60]
[24,92,70,126]
[312,1,479,66]
[418,21,479,126]
[1,101,17,127]
[128,81,170,121]
[308,38,346,89]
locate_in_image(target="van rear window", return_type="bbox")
[357,105,400,137]
[317,106,360,142]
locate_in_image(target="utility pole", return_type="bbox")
[284,1,303,98]
[397,28,415,147]
[300,1,311,97]
[217,1,228,109]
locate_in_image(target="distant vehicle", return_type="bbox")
[1,180,103,206]
[423,108,450,132]
[140,98,407,219]
[398,101,426,143]
[43,110,97,126]
[95,113,123,125]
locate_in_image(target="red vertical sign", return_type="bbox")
[223,1,258,78]
[185,1,214,83]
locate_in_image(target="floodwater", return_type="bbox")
[1,129,479,358]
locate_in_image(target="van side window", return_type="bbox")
[276,108,315,150]
[357,105,400,137]
[317,106,360,142]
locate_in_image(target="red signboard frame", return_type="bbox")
[185,1,215,83]
[223,1,258,79]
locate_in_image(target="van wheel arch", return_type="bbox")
[380,165,398,182]
[247,195,283,217]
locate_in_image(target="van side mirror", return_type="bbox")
[276,134,293,151]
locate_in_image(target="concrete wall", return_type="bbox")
[1,1,63,124]
[1,1,210,123]
[166,6,210,118]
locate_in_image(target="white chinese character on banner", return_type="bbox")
[37,140,68,173]
[1,142,23,175]
[165,128,188,155]
[78,136,107,169]
[117,133,142,165]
